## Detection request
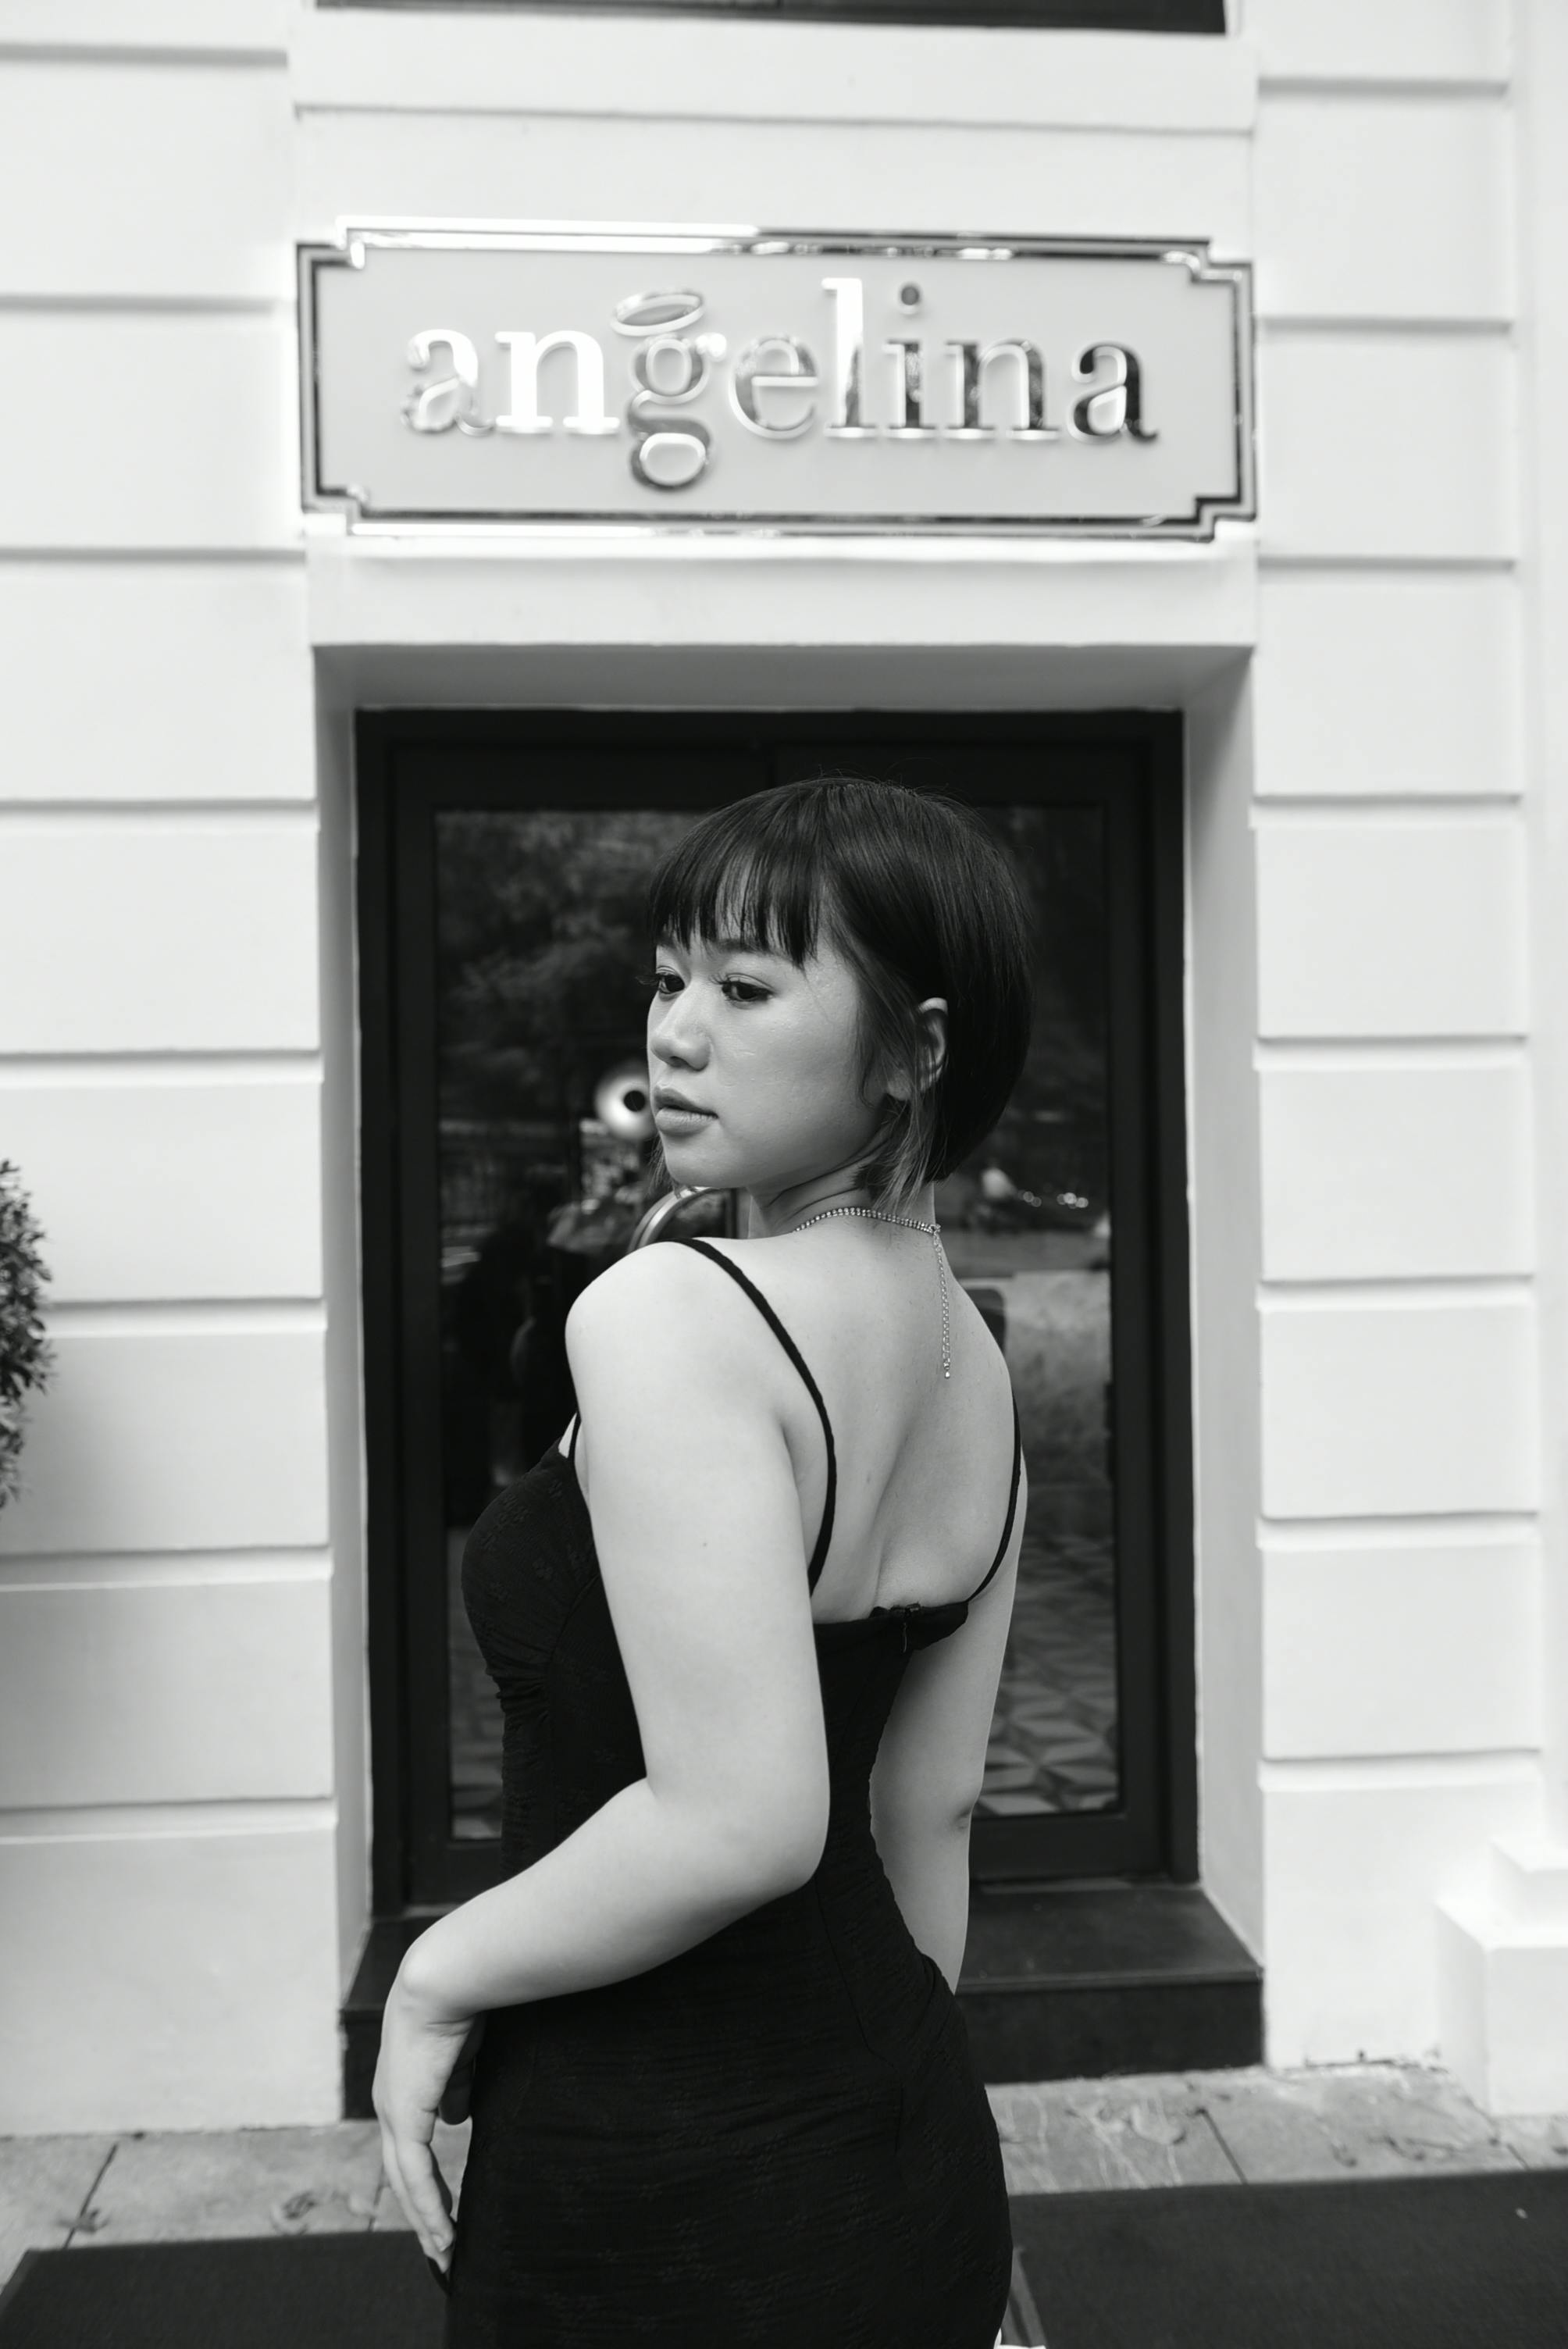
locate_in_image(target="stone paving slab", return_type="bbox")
[1180,2062,1529,2183]
[988,2073,1241,2193]
[4,2066,1566,2288]
[0,2136,112,2289]
[73,2124,386,2247]
[1495,2111,1568,2169]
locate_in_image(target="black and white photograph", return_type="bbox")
[1,1,1566,2344]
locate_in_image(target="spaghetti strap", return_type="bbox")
[566,1412,581,1466]
[671,1237,838,1592]
[963,1391,1022,1605]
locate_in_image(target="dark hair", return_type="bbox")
[643,775,1034,1216]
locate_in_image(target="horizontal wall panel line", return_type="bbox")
[1259,1513,1538,1550]
[0,1797,337,1841]
[1254,1039,1527,1070]
[305,104,1253,137]
[1251,795,1523,820]
[0,547,303,566]
[39,1293,327,1314]
[0,1550,333,1589]
[0,41,287,68]
[1257,76,1509,101]
[0,295,291,319]
[0,807,317,837]
[1251,1029,1527,1050]
[1258,1276,1533,1310]
[0,1052,322,1082]
[1257,317,1513,338]
[1258,553,1516,575]
[42,1301,327,1336]
[0,803,322,825]
[323,524,1251,572]
[1258,1753,1538,1790]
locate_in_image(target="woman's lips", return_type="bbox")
[653,1104,716,1131]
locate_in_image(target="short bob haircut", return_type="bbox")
[643,775,1034,1219]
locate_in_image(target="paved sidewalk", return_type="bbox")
[4,2061,1566,2290]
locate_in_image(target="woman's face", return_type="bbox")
[646,926,889,1200]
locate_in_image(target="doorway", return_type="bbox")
[356,711,1194,1916]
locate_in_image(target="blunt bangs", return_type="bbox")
[647,795,833,971]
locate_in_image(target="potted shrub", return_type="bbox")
[0,1159,55,1510]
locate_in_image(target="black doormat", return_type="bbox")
[0,2231,443,2349]
[3,2172,1566,2349]
[1008,2168,1568,2349]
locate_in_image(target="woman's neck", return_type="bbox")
[744,1168,936,1239]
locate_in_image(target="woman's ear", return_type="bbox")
[882,998,948,1105]
[914,996,949,1093]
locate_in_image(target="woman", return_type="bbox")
[373,775,1034,2347]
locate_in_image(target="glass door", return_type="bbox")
[358,715,1192,1909]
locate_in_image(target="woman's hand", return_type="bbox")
[372,1956,484,2276]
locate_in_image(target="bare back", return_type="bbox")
[565,1224,1021,1627]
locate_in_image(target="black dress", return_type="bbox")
[447,1235,1024,2347]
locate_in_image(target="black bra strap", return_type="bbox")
[672,1237,838,1591]
[964,1392,1023,1604]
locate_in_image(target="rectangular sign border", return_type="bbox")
[298,218,1256,541]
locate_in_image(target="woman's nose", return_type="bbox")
[651,996,708,1061]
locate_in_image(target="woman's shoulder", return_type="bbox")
[564,1237,795,1378]
[562,1240,806,1501]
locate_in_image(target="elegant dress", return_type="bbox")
[445,1235,1025,2347]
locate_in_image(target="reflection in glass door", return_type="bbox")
[361,717,1190,1909]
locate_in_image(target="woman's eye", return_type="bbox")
[638,971,765,1005]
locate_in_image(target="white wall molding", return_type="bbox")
[1243,0,1508,87]
[0,2,286,62]
[1259,1513,1539,1549]
[0,1052,321,1079]
[1432,0,1568,2126]
[0,1551,332,1590]
[292,16,1257,134]
[0,1797,336,1840]
[1259,77,1508,99]
[1258,555,1516,572]
[1259,1751,1538,1791]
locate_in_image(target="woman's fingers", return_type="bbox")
[379,2120,455,2271]
[404,2133,456,2255]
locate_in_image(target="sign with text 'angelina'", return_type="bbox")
[299,223,1254,538]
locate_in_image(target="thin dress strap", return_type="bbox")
[671,1237,838,1592]
[963,1391,1023,1605]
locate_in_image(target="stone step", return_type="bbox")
[957,1878,1262,2083]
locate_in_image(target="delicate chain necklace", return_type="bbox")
[785,1203,952,1379]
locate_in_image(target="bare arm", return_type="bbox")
[401,1243,832,2019]
[868,1456,1025,1991]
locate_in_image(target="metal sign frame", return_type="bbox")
[298,217,1256,540]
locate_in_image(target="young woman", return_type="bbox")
[373,775,1035,2347]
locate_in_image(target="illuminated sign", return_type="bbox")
[299,221,1254,538]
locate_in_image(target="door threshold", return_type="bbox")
[959,1877,1262,2082]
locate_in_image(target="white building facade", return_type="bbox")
[2,0,1566,2133]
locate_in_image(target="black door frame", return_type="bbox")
[356,708,1196,1916]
